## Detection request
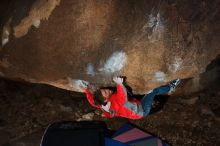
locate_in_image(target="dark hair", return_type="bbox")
[93,87,116,106]
[93,89,105,105]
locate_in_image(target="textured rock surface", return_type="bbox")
[0,0,220,93]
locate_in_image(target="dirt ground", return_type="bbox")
[0,77,220,146]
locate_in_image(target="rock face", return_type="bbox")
[0,0,220,93]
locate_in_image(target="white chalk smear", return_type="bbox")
[99,51,127,73]
[2,29,9,46]
[143,13,164,41]
[68,78,89,92]
[4,29,9,36]
[2,38,9,46]
[148,14,157,28]
[168,57,183,73]
[32,19,41,28]
[155,71,166,81]
[86,63,95,76]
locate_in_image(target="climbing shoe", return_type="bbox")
[168,79,181,94]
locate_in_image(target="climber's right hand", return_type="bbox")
[113,76,123,84]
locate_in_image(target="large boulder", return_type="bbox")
[0,0,220,93]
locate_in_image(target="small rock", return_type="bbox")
[50,110,56,115]
[74,112,80,117]
[201,107,215,116]
[59,105,73,112]
[41,98,52,106]
[81,112,94,120]
[200,106,220,122]
[179,97,199,105]
[180,112,188,119]
[32,19,41,28]
[76,118,83,121]
[172,108,178,112]
[192,121,199,128]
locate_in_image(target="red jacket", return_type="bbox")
[85,84,144,119]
